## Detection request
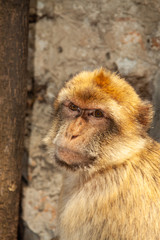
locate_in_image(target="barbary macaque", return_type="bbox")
[45,68,160,240]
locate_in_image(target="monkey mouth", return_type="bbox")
[55,155,82,170]
[54,146,96,170]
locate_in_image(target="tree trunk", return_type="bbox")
[0,1,29,239]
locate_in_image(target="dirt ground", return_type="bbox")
[22,0,160,239]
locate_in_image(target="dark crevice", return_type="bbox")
[29,13,55,23]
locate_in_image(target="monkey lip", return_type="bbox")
[55,146,95,167]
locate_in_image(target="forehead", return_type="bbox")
[58,85,110,110]
[57,68,141,110]
[58,71,109,107]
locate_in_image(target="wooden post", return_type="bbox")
[0,1,29,239]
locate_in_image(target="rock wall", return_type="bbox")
[22,0,160,239]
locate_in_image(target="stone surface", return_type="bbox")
[23,0,160,239]
[150,71,160,142]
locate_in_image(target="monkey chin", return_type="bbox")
[54,146,96,171]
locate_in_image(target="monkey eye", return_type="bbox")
[69,102,79,112]
[93,109,104,118]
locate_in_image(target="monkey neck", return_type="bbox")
[94,133,148,169]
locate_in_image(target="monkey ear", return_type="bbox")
[137,102,153,130]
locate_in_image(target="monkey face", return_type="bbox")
[45,68,152,171]
[53,100,113,170]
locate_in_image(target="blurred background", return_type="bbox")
[22,0,160,239]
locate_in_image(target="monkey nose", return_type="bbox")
[65,131,80,141]
[71,134,79,140]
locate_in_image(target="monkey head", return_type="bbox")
[45,68,153,171]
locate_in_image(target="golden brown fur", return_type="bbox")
[45,68,160,240]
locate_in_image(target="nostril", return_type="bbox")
[71,135,79,140]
